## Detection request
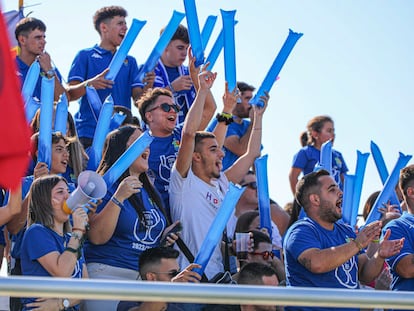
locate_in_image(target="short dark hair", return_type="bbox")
[15,17,46,41]
[136,87,173,124]
[93,6,127,34]
[139,247,179,279]
[238,262,277,285]
[250,230,271,250]
[237,82,255,93]
[161,24,189,44]
[400,165,414,197]
[194,131,216,152]
[295,170,330,211]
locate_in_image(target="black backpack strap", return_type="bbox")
[175,237,209,283]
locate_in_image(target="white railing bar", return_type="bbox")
[1,276,414,309]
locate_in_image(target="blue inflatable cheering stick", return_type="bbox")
[25,97,41,123]
[137,11,185,82]
[350,151,370,228]
[250,29,303,107]
[254,155,272,240]
[315,140,332,174]
[370,141,400,207]
[102,131,154,189]
[87,95,114,171]
[21,61,40,104]
[105,18,147,81]
[193,183,245,276]
[183,0,204,66]
[342,174,356,226]
[54,93,69,134]
[200,15,217,52]
[365,152,412,225]
[205,20,238,71]
[37,76,55,168]
[85,85,103,122]
[221,9,237,92]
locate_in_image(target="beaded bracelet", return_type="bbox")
[111,196,124,209]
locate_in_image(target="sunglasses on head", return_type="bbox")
[249,251,274,260]
[153,269,181,278]
[241,181,257,190]
[147,103,180,113]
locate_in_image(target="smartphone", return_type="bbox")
[160,223,182,246]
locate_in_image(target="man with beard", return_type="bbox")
[169,73,267,280]
[283,169,404,311]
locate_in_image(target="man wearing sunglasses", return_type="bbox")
[117,247,201,311]
[137,53,216,221]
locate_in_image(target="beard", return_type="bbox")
[319,198,342,223]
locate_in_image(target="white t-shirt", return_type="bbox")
[169,165,230,279]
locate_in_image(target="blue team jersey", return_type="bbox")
[284,217,360,311]
[153,61,196,125]
[148,125,182,219]
[68,45,142,139]
[84,182,167,271]
[383,213,414,293]
[21,224,84,310]
[292,145,348,189]
[16,56,63,102]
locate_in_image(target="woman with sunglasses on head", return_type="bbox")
[20,175,89,311]
[84,125,179,311]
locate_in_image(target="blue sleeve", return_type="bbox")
[68,50,88,83]
[25,226,60,260]
[285,222,322,260]
[292,148,307,169]
[383,219,413,270]
[128,56,144,89]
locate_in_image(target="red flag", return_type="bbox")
[0,10,31,190]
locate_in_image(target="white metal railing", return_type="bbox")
[1,276,414,309]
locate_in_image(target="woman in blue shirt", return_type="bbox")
[84,125,177,311]
[21,175,89,310]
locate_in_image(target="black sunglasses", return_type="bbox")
[147,103,180,113]
[241,181,257,190]
[249,251,274,260]
[153,269,181,278]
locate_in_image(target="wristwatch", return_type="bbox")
[45,69,55,79]
[62,298,70,310]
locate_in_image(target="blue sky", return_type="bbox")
[2,0,413,214]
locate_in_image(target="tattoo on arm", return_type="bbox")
[299,257,312,271]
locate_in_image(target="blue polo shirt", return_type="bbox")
[16,56,63,101]
[68,44,142,139]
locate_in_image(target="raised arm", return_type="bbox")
[225,94,268,184]
[0,186,22,227]
[174,68,216,178]
[88,176,141,244]
[188,50,217,131]
[224,107,254,157]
